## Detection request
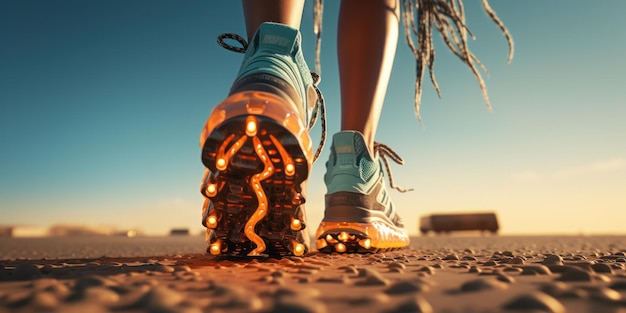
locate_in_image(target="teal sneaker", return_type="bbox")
[199,23,325,257]
[315,131,410,253]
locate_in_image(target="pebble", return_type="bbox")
[443,254,459,261]
[468,266,481,274]
[357,269,390,286]
[174,265,191,272]
[290,257,305,263]
[502,291,565,313]
[495,273,516,284]
[272,297,327,313]
[278,259,295,265]
[14,263,42,280]
[482,260,497,267]
[591,263,613,274]
[542,254,564,265]
[460,278,508,292]
[387,262,406,270]
[509,256,525,265]
[415,266,436,275]
[546,265,568,273]
[577,286,622,302]
[521,265,552,275]
[384,281,430,295]
[74,275,118,290]
[385,295,433,313]
[502,266,523,273]
[154,265,175,273]
[31,291,59,310]
[557,267,593,282]
[31,278,60,290]
[72,286,120,304]
[135,286,183,309]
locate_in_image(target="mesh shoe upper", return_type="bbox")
[323,131,404,227]
[230,22,317,125]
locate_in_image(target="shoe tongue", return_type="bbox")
[256,22,299,54]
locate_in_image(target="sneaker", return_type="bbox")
[199,23,324,257]
[315,131,410,253]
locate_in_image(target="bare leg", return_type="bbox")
[242,0,305,40]
[338,0,400,149]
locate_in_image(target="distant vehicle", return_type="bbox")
[419,212,499,235]
[170,228,190,236]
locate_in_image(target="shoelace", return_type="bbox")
[373,142,414,193]
[217,33,327,163]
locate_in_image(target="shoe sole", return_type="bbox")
[200,91,312,257]
[315,220,410,253]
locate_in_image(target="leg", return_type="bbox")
[242,0,305,40]
[338,0,400,149]
[200,1,318,257]
[316,0,410,253]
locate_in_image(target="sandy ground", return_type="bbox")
[1,235,625,313]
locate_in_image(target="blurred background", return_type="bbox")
[1,1,625,237]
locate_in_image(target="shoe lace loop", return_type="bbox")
[217,33,248,53]
[216,33,327,164]
[373,142,414,193]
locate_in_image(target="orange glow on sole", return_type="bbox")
[316,221,410,251]
[245,135,275,256]
[269,134,295,177]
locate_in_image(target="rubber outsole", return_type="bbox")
[315,221,410,254]
[200,92,312,258]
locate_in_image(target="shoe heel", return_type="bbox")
[200,90,311,257]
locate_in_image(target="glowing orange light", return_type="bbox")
[285,163,295,176]
[207,215,217,229]
[359,238,371,249]
[209,241,221,255]
[216,158,226,171]
[290,218,302,231]
[316,239,328,249]
[245,116,257,137]
[206,183,217,196]
[293,243,305,256]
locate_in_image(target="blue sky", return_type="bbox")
[1,1,625,235]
